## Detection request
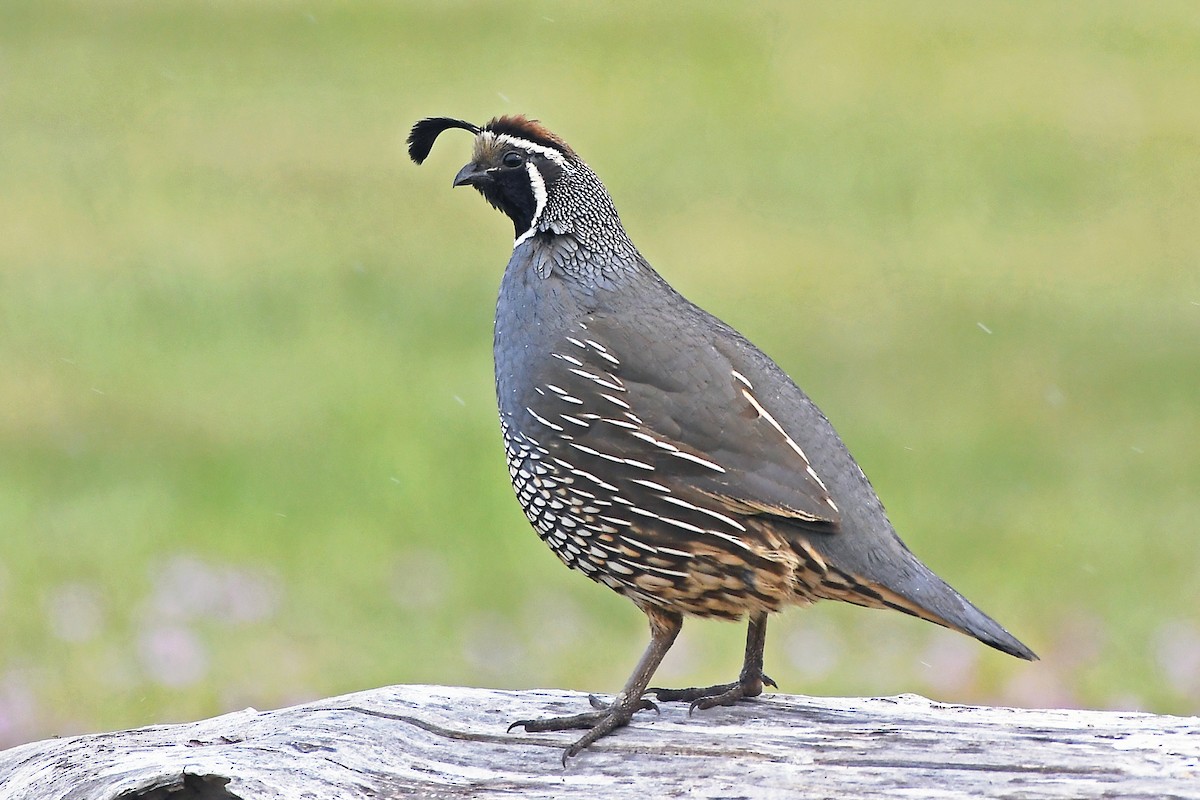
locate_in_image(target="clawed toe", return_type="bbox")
[504,611,775,763]
[649,673,770,713]
[508,708,610,734]
[586,694,656,714]
[507,694,660,764]
[688,683,750,713]
[647,682,735,703]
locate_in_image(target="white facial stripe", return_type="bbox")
[491,132,568,166]
[513,161,547,248]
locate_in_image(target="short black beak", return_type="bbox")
[452,162,490,187]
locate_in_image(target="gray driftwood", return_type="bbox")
[1,685,1197,799]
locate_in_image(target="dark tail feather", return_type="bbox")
[963,609,1038,661]
[876,552,1038,661]
[916,592,1038,661]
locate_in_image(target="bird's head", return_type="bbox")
[408,115,594,244]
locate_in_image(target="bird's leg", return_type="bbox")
[649,611,775,711]
[508,607,682,764]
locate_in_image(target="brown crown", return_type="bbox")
[485,115,577,160]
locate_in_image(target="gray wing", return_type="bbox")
[525,312,842,534]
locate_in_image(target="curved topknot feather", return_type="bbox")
[407,117,481,164]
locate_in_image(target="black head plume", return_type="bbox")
[407,117,482,164]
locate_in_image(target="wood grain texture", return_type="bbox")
[1,685,1197,799]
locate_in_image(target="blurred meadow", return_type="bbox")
[2,1,1199,747]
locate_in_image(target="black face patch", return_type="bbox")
[478,162,540,236]
[409,114,573,238]
[469,143,565,237]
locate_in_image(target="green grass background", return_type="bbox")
[2,1,1198,746]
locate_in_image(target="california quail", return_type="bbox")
[408,114,1037,762]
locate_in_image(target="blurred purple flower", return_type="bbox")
[217,566,282,625]
[460,612,524,679]
[390,549,451,612]
[0,671,39,749]
[142,553,281,626]
[1154,619,1200,701]
[917,630,980,696]
[782,619,841,682]
[45,582,105,643]
[136,624,209,688]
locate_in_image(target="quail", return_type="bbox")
[408,114,1037,762]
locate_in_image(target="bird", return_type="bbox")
[407,114,1037,762]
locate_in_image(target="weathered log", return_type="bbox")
[1,685,1197,799]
